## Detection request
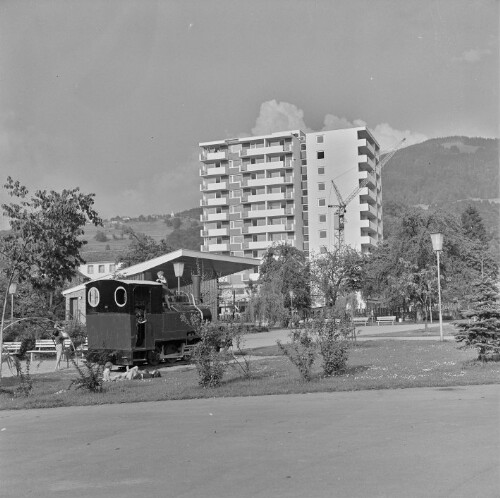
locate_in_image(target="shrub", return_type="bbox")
[277,326,316,381]
[185,316,233,388]
[69,358,104,392]
[315,315,351,376]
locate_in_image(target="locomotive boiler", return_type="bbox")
[85,279,211,366]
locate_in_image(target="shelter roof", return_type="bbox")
[63,248,259,295]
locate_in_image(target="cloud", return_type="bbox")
[251,100,309,136]
[369,123,428,150]
[453,48,492,63]
[322,114,367,130]
[321,113,427,150]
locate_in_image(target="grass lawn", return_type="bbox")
[1,340,499,411]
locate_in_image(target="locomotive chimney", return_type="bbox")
[192,274,201,303]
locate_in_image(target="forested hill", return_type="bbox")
[382,137,498,205]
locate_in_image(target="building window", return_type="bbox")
[98,265,105,273]
[316,135,324,143]
[318,198,326,207]
[88,265,94,274]
[319,230,327,239]
[319,214,327,223]
[318,182,325,191]
[109,264,116,272]
[317,151,324,159]
[318,167,325,175]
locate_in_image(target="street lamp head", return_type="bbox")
[173,262,185,278]
[289,290,294,299]
[8,283,17,295]
[430,232,444,252]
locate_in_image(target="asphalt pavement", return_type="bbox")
[1,385,498,498]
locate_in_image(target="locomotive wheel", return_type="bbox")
[164,343,178,365]
[146,347,161,366]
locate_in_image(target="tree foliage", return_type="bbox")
[455,278,500,361]
[0,177,102,380]
[310,247,364,308]
[259,243,310,311]
[362,206,497,314]
[116,227,173,268]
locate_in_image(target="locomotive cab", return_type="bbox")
[85,279,210,366]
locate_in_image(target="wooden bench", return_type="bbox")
[352,317,369,326]
[27,338,86,363]
[3,342,22,355]
[376,316,397,325]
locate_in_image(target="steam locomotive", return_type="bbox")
[85,279,212,366]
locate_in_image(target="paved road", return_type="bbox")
[1,385,498,498]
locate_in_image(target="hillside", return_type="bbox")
[382,137,498,205]
[80,209,203,261]
[382,137,499,244]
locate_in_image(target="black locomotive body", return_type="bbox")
[85,279,211,366]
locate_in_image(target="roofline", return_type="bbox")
[63,248,259,296]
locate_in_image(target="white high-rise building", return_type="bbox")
[305,127,382,254]
[199,126,381,260]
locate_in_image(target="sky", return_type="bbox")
[0,0,498,228]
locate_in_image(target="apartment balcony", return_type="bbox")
[200,150,229,162]
[243,240,271,250]
[202,212,229,222]
[359,203,378,219]
[207,243,230,252]
[359,235,378,248]
[201,228,230,237]
[200,164,229,177]
[240,144,292,157]
[241,160,290,173]
[243,176,293,188]
[358,139,377,159]
[358,170,377,189]
[246,192,286,203]
[360,219,378,234]
[200,197,229,207]
[359,187,377,205]
[201,181,228,192]
[244,207,294,219]
[358,155,376,172]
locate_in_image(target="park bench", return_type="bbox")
[3,342,22,354]
[376,316,397,325]
[27,338,88,363]
[352,317,369,326]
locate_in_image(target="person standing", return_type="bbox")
[52,323,66,371]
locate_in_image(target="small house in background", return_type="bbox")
[63,249,259,324]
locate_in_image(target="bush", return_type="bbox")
[277,327,316,381]
[69,358,104,392]
[315,315,351,376]
[185,316,234,388]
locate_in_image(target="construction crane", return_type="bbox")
[328,138,406,249]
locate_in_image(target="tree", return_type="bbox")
[455,278,500,361]
[361,206,497,316]
[259,243,310,312]
[0,177,102,380]
[116,228,172,268]
[310,247,364,308]
[94,230,108,242]
[461,205,488,244]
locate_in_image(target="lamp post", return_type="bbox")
[430,232,444,342]
[8,283,17,323]
[289,290,294,311]
[173,262,185,295]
